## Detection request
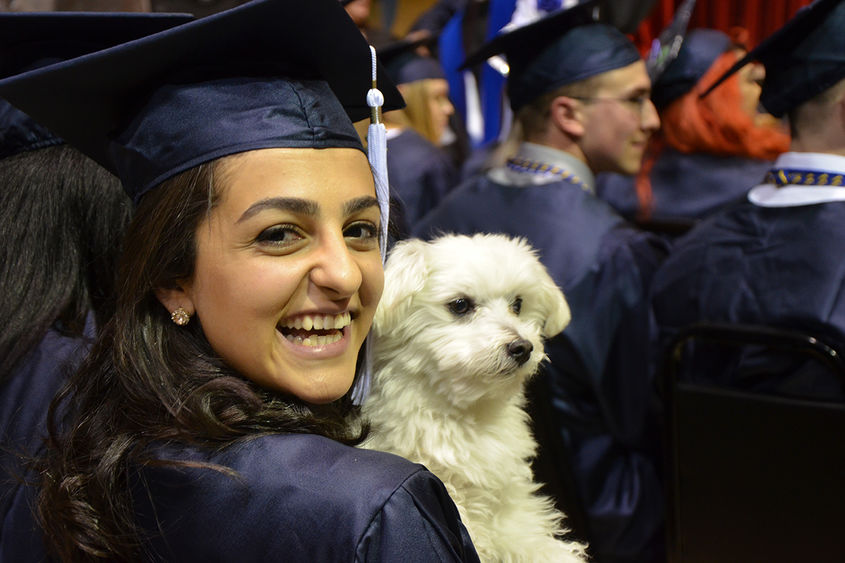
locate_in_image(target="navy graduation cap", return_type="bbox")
[0,0,403,203]
[377,37,445,86]
[651,28,731,110]
[460,0,641,111]
[702,0,845,118]
[0,12,193,160]
[645,0,696,83]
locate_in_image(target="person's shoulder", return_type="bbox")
[197,433,425,499]
[412,173,491,236]
[650,203,758,289]
[580,198,670,282]
[137,435,445,561]
[32,323,92,368]
[389,130,456,177]
[415,174,640,250]
[355,466,480,562]
[564,188,661,249]
[508,175,630,229]
[390,128,435,152]
[659,148,773,173]
[0,326,89,446]
[665,200,757,251]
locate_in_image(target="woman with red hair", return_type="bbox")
[597,28,790,233]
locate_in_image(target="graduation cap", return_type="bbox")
[645,0,697,82]
[651,28,731,110]
[460,0,641,111]
[376,36,445,86]
[0,12,193,160]
[0,0,404,203]
[701,0,845,118]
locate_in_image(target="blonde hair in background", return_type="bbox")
[382,106,413,130]
[397,79,441,146]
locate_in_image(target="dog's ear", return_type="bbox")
[377,238,431,323]
[535,267,571,338]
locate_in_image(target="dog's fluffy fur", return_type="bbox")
[361,233,588,562]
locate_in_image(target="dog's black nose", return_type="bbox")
[506,339,533,365]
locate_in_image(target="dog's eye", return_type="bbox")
[511,296,523,315]
[447,297,475,317]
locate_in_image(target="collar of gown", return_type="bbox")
[488,142,596,193]
[749,151,845,207]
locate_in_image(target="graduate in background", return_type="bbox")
[597,27,790,234]
[0,12,192,561]
[651,0,845,402]
[379,38,459,235]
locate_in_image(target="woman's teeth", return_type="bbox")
[284,332,343,347]
[281,312,351,331]
[279,312,351,347]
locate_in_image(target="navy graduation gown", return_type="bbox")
[387,129,458,233]
[0,322,92,561]
[414,173,668,562]
[597,149,772,224]
[651,199,845,400]
[134,434,479,562]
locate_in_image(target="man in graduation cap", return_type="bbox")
[651,0,845,402]
[414,3,668,562]
[597,26,790,230]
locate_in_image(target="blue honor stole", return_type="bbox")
[764,168,845,187]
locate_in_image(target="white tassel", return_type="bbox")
[366,46,390,261]
[351,45,390,405]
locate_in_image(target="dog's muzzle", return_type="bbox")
[506,338,533,366]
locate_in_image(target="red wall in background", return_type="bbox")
[632,0,814,54]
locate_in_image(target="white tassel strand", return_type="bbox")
[366,45,390,261]
[352,45,391,405]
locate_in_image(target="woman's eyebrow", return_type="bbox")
[237,197,318,223]
[344,196,379,217]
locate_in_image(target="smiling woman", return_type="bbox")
[0,0,479,561]
[158,148,385,404]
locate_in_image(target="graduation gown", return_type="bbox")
[387,129,458,234]
[597,148,772,225]
[651,152,845,400]
[134,433,480,562]
[414,144,669,562]
[0,321,92,562]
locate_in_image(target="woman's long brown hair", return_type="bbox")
[37,159,365,562]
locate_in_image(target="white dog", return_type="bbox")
[361,233,588,563]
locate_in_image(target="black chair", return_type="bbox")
[662,323,845,563]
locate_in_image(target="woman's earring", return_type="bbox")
[171,307,191,326]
